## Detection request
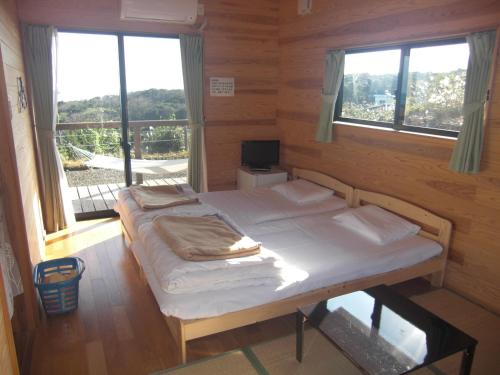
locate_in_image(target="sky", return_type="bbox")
[57,33,184,102]
[57,33,470,101]
[345,43,469,75]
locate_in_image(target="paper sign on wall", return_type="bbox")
[210,77,235,96]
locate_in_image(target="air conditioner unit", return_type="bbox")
[121,0,199,25]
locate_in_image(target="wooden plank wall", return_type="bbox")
[202,1,279,190]
[278,0,500,313]
[0,0,44,328]
[17,0,281,191]
[0,0,45,265]
[0,266,19,375]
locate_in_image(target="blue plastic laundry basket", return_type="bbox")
[33,257,85,315]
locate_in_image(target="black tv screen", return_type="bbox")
[241,140,280,170]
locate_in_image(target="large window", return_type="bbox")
[335,38,469,137]
[56,31,188,218]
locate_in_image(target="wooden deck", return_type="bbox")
[70,177,188,216]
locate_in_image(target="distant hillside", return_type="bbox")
[57,88,187,123]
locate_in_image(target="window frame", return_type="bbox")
[334,37,468,138]
[57,29,187,187]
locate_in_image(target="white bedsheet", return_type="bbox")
[132,211,442,320]
[138,223,300,294]
[197,188,347,226]
[115,186,348,239]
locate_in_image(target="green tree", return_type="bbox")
[57,89,188,165]
[341,70,465,130]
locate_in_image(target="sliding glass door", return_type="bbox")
[123,36,188,187]
[57,32,125,218]
[56,32,187,219]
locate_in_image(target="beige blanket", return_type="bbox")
[129,185,198,209]
[153,215,261,261]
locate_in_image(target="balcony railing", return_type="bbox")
[56,119,189,159]
[56,119,189,218]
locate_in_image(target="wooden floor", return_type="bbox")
[30,218,500,375]
[70,177,187,215]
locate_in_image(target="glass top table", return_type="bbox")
[296,285,477,375]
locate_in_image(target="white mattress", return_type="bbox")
[115,186,347,239]
[132,211,442,320]
[197,188,347,226]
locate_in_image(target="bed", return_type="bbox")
[117,169,452,363]
[115,168,354,242]
[133,211,443,319]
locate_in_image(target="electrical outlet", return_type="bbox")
[197,4,205,16]
[298,0,312,15]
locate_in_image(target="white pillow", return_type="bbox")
[271,179,333,205]
[332,204,420,245]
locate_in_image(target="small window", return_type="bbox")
[341,49,400,125]
[335,39,469,137]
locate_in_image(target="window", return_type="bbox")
[335,38,469,137]
[56,31,188,217]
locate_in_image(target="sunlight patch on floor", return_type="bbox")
[45,218,121,259]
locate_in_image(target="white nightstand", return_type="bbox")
[237,167,288,191]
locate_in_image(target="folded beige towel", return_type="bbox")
[129,185,198,209]
[153,215,261,261]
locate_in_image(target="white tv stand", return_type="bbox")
[237,166,288,191]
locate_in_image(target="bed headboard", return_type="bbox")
[353,189,452,254]
[292,168,354,206]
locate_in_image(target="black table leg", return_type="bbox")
[296,312,305,362]
[459,345,476,375]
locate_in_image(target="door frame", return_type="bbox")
[57,29,183,220]
[117,33,133,187]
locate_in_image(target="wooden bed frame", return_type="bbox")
[120,167,355,244]
[292,167,354,205]
[120,169,452,364]
[352,188,452,286]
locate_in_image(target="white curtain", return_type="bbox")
[22,24,74,232]
[315,50,345,142]
[180,34,208,193]
[449,30,497,173]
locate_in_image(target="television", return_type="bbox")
[241,140,280,171]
